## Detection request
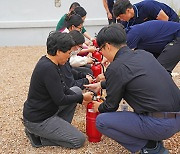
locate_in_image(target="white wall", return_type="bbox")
[0,0,179,46]
[0,0,108,46]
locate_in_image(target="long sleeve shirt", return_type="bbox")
[60,61,89,89]
[23,56,83,122]
[126,20,180,54]
[98,46,180,113]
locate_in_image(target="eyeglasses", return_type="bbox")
[69,45,83,57]
[99,43,106,52]
[78,45,83,50]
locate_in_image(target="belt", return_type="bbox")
[147,112,180,119]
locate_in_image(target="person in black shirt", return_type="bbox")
[23,31,93,148]
[84,24,180,153]
[60,30,93,89]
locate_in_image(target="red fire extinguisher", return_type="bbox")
[91,62,102,78]
[86,102,102,142]
[92,50,102,62]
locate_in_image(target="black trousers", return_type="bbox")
[157,37,180,73]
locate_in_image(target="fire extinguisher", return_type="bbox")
[91,62,102,78]
[92,50,103,62]
[86,101,102,142]
[92,39,103,62]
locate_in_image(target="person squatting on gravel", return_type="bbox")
[84,23,180,154]
[23,31,93,148]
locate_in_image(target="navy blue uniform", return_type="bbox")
[126,20,180,73]
[122,0,179,28]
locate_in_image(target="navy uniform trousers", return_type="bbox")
[96,111,180,153]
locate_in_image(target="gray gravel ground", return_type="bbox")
[0,46,179,154]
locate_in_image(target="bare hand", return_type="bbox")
[83,92,94,102]
[85,41,91,46]
[87,57,94,64]
[107,12,113,19]
[93,101,102,112]
[86,74,94,83]
[82,100,89,108]
[101,57,109,67]
[88,46,96,53]
[84,82,101,94]
[96,73,105,82]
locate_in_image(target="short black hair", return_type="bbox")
[74,6,87,18]
[96,23,126,48]
[46,31,75,56]
[113,0,133,17]
[65,14,83,29]
[69,30,85,45]
[69,2,80,11]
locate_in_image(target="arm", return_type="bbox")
[156,9,169,21]
[69,55,88,67]
[144,2,169,21]
[79,46,96,54]
[102,0,112,19]
[98,67,126,113]
[81,27,93,41]
[83,32,93,41]
[44,67,83,106]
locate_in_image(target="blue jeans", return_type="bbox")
[96,111,180,153]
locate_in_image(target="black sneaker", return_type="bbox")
[25,129,43,148]
[140,141,169,154]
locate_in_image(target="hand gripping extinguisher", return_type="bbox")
[86,101,102,142]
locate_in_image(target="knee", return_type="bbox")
[70,86,82,95]
[72,133,86,149]
[96,113,106,131]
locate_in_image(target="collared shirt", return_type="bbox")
[98,46,180,113]
[126,20,180,54]
[121,0,179,28]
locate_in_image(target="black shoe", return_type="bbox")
[140,141,169,154]
[25,129,43,148]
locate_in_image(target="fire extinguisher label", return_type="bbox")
[88,109,94,113]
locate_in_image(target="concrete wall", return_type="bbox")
[0,0,179,46]
[0,0,108,46]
